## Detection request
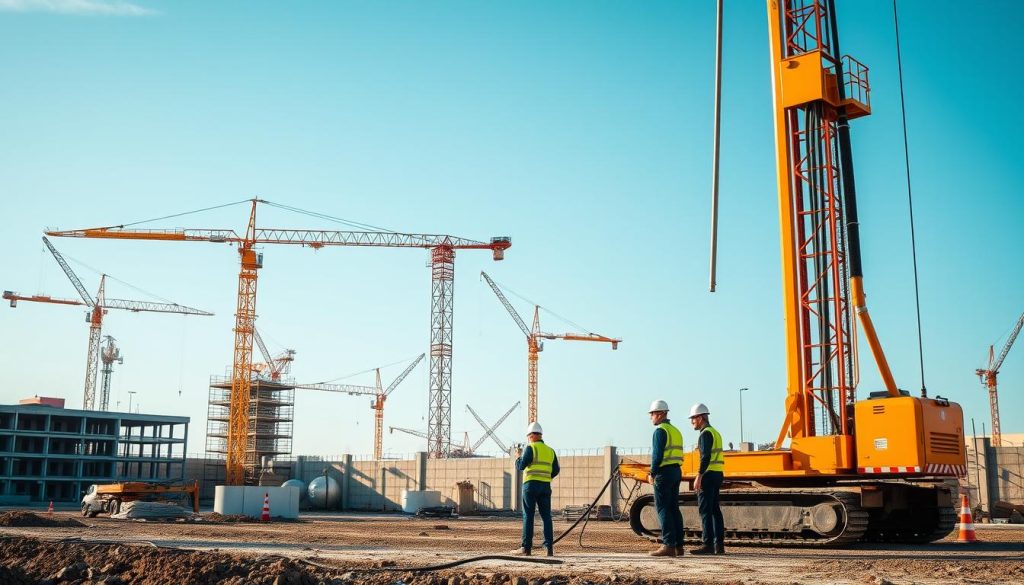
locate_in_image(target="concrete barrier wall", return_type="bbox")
[186,447,671,515]
[425,456,512,511]
[350,458,421,511]
[966,439,1024,514]
[992,447,1024,504]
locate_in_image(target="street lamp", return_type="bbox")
[127,391,137,414]
[739,387,749,444]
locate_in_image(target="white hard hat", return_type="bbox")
[526,422,543,435]
[648,399,669,413]
[689,403,710,418]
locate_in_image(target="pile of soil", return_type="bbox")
[0,535,677,585]
[204,513,260,523]
[0,511,85,528]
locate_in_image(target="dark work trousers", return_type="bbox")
[653,464,684,547]
[521,480,553,551]
[698,470,725,548]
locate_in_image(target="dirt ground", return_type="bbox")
[0,510,1021,584]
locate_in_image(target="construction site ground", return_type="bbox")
[1,509,1021,585]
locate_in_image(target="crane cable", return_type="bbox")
[113,198,252,229]
[892,0,928,397]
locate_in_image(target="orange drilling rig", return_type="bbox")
[623,0,966,546]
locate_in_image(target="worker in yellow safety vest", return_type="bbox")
[688,403,726,555]
[512,421,560,556]
[647,399,685,557]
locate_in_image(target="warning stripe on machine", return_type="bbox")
[858,465,966,475]
[858,466,921,473]
[924,463,967,476]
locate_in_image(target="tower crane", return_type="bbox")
[976,311,1024,447]
[47,199,509,483]
[297,353,425,459]
[621,0,967,546]
[99,336,123,412]
[3,237,213,410]
[480,271,620,423]
[466,401,519,454]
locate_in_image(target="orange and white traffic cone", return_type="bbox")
[261,492,271,522]
[957,492,978,543]
[47,501,54,517]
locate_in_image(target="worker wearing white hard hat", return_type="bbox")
[688,402,726,555]
[647,399,685,557]
[512,421,559,557]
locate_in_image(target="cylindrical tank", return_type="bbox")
[281,479,307,502]
[307,475,341,509]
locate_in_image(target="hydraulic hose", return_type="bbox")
[552,470,619,547]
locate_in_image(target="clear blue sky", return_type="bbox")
[1,1,1021,457]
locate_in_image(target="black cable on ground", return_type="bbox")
[552,470,619,548]
[368,555,563,573]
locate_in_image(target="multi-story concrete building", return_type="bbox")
[0,401,188,503]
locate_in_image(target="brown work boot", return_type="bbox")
[649,544,677,557]
[675,545,686,556]
[510,547,531,556]
[690,545,716,555]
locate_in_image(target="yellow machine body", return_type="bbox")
[854,396,966,474]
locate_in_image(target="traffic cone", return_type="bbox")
[47,501,54,517]
[261,492,271,522]
[957,492,978,543]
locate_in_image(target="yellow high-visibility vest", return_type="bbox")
[657,422,684,467]
[701,424,725,472]
[523,441,556,483]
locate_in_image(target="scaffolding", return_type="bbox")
[205,373,294,484]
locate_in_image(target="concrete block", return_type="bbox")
[214,485,299,519]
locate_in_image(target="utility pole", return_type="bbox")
[739,387,748,444]
[127,390,136,414]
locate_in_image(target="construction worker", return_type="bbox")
[688,402,725,555]
[513,421,559,556]
[647,399,684,557]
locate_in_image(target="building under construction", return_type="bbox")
[205,375,294,484]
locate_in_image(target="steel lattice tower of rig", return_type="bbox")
[429,245,455,458]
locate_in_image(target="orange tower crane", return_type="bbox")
[297,353,425,459]
[480,271,620,423]
[48,199,509,483]
[975,311,1024,447]
[3,237,213,410]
